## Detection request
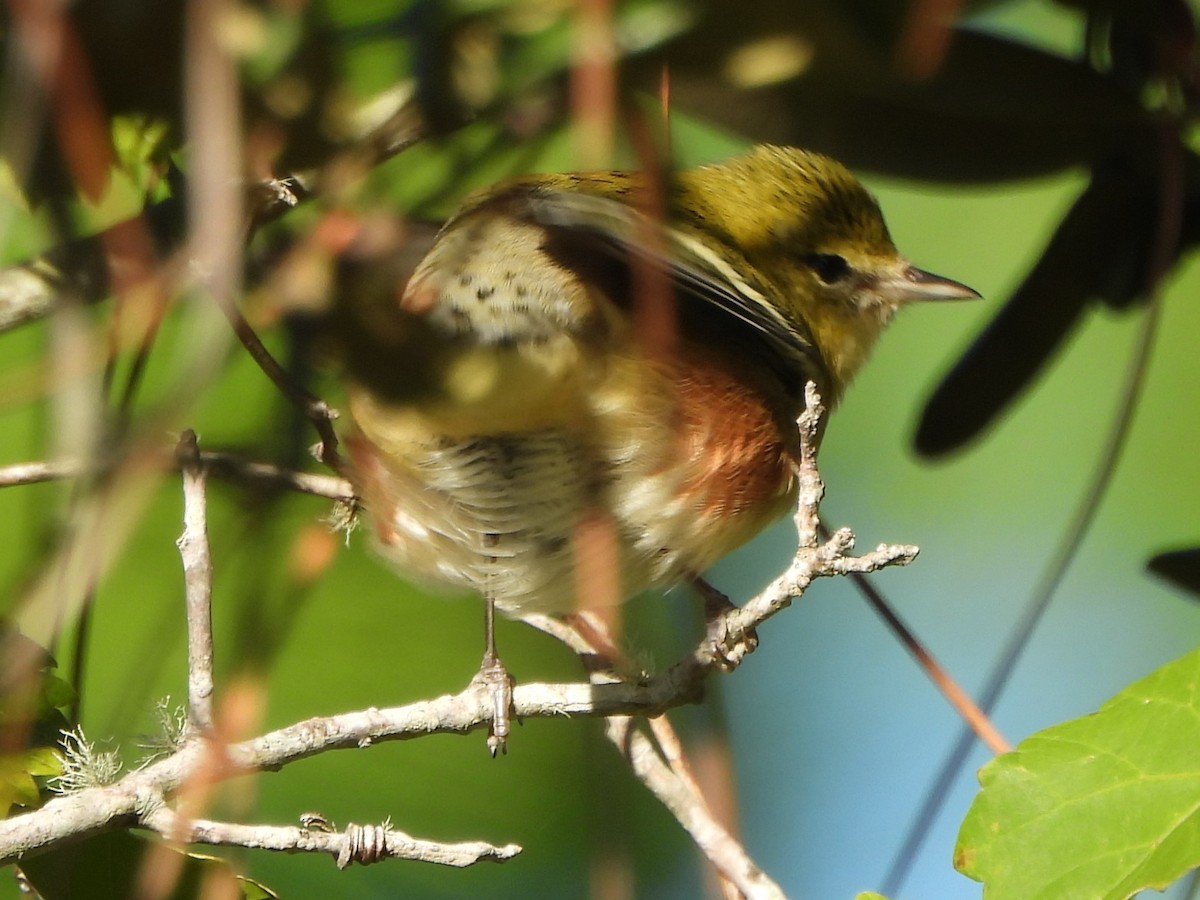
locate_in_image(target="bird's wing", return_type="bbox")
[522,186,822,374]
[336,194,610,432]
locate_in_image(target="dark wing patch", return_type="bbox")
[523,188,823,377]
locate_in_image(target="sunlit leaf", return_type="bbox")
[0,754,43,814]
[956,647,1200,899]
[0,746,62,816]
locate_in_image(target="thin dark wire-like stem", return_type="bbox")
[883,129,1183,897]
[844,565,1009,754]
[217,302,343,471]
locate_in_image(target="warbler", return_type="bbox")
[334,145,976,739]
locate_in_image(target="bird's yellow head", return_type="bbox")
[671,145,978,400]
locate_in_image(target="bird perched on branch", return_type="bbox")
[334,145,977,750]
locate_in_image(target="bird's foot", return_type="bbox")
[695,578,759,671]
[472,650,515,756]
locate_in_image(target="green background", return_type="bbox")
[2,1,1199,897]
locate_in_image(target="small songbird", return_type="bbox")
[334,145,977,747]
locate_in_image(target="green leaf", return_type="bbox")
[38,673,77,713]
[956,647,1200,899]
[0,755,42,814]
[237,875,280,900]
[21,746,62,777]
[0,746,63,815]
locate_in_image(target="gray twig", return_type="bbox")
[142,808,521,869]
[175,431,215,732]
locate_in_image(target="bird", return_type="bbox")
[332,144,979,749]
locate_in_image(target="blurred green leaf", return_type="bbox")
[0,624,73,815]
[0,746,61,816]
[956,646,1200,899]
[0,753,45,813]
[38,674,77,713]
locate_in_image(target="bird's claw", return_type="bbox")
[704,613,759,671]
[473,651,515,756]
[695,578,758,671]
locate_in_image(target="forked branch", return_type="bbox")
[0,387,918,893]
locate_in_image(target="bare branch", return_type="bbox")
[175,431,215,732]
[525,385,919,897]
[668,529,917,679]
[0,458,80,487]
[609,716,786,900]
[215,302,344,470]
[0,450,354,500]
[528,612,785,898]
[198,451,353,501]
[0,676,704,867]
[794,381,826,547]
[0,386,924,890]
[141,808,521,869]
[0,263,59,332]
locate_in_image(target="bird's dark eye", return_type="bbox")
[807,253,851,284]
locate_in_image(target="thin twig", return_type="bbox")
[609,716,783,900]
[0,451,354,500]
[838,554,1010,756]
[199,451,353,500]
[813,359,1010,753]
[0,515,911,870]
[141,808,520,869]
[217,304,344,471]
[522,388,917,899]
[0,677,693,866]
[0,385,918,889]
[0,458,79,486]
[175,431,215,732]
[645,716,706,807]
[525,611,773,898]
[644,716,743,900]
[793,382,826,546]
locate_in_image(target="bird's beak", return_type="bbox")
[885,264,981,303]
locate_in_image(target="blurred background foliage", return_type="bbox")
[1,0,1199,897]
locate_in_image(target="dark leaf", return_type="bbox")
[914,160,1158,456]
[1148,547,1200,599]
[1110,0,1198,88]
[641,9,1151,182]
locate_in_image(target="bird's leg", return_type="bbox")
[693,576,759,670]
[474,593,515,756]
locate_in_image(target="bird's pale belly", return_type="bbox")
[346,352,800,614]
